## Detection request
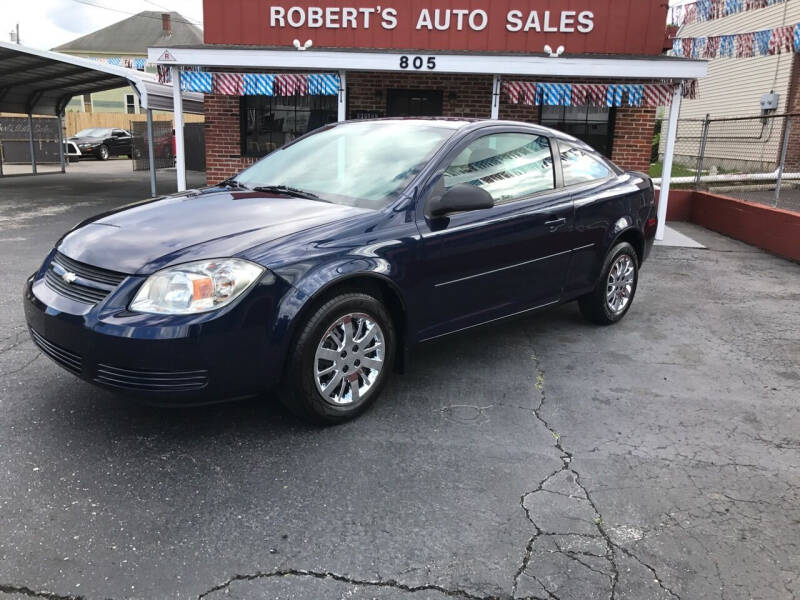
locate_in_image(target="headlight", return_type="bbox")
[130,258,265,315]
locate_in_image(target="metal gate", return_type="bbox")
[184,123,206,172]
[0,116,60,164]
[130,119,173,171]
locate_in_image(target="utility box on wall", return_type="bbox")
[760,92,780,113]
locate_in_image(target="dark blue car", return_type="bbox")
[24,118,656,423]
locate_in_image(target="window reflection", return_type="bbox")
[561,145,613,186]
[444,133,555,204]
[236,121,457,209]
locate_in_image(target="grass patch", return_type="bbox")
[649,162,697,179]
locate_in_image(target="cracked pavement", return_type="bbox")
[1,165,799,600]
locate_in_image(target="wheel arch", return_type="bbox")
[612,226,645,265]
[277,270,409,376]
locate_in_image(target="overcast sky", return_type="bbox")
[2,0,203,50]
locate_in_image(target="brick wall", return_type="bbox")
[204,94,258,184]
[203,71,661,183]
[347,71,493,119]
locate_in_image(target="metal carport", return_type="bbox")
[0,40,202,196]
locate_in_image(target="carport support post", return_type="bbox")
[146,108,157,197]
[56,112,65,174]
[27,113,37,174]
[491,75,501,119]
[656,85,683,241]
[171,67,186,192]
[337,71,347,122]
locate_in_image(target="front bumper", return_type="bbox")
[64,142,82,159]
[23,264,292,406]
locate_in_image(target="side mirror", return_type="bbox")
[427,183,494,217]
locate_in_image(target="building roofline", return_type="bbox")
[147,44,707,80]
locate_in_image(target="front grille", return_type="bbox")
[44,252,128,305]
[29,328,83,375]
[94,363,209,392]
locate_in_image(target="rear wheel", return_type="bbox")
[578,241,639,325]
[280,293,395,424]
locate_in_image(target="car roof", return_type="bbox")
[338,117,587,145]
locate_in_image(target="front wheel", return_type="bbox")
[280,293,396,424]
[96,144,109,161]
[578,241,639,325]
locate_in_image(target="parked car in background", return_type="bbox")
[66,128,133,160]
[25,118,657,423]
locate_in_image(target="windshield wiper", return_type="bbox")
[218,177,246,189]
[250,185,328,202]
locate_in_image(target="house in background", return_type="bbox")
[667,1,800,171]
[53,11,202,114]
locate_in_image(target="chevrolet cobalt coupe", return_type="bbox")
[25,119,656,423]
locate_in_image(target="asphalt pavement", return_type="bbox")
[1,163,798,600]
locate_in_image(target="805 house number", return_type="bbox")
[399,55,436,70]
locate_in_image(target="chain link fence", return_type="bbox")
[130,119,174,171]
[0,116,61,174]
[655,113,800,213]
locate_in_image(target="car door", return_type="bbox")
[415,129,574,341]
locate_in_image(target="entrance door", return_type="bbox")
[387,90,443,117]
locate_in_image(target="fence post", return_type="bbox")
[56,112,65,174]
[146,109,157,197]
[774,116,791,207]
[694,113,710,189]
[27,113,37,175]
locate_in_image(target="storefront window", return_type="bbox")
[540,106,615,158]
[240,95,337,157]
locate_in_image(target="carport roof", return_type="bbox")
[0,41,203,116]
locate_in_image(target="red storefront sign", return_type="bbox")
[203,0,669,56]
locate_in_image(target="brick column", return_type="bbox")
[611,106,657,173]
[204,94,257,184]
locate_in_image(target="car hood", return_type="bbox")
[57,187,370,274]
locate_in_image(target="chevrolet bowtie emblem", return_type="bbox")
[62,271,77,284]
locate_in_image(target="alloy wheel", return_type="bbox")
[606,254,635,314]
[314,313,385,406]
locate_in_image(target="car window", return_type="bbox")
[235,121,456,210]
[443,133,554,205]
[560,144,613,186]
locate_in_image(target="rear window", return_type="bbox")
[561,144,613,186]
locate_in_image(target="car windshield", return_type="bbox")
[235,121,457,209]
[75,128,110,137]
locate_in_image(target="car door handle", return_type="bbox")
[544,217,567,230]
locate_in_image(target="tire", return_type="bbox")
[280,293,396,424]
[97,145,109,161]
[578,241,639,325]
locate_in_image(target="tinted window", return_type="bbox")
[241,95,337,157]
[560,145,613,186]
[443,133,554,204]
[541,105,613,157]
